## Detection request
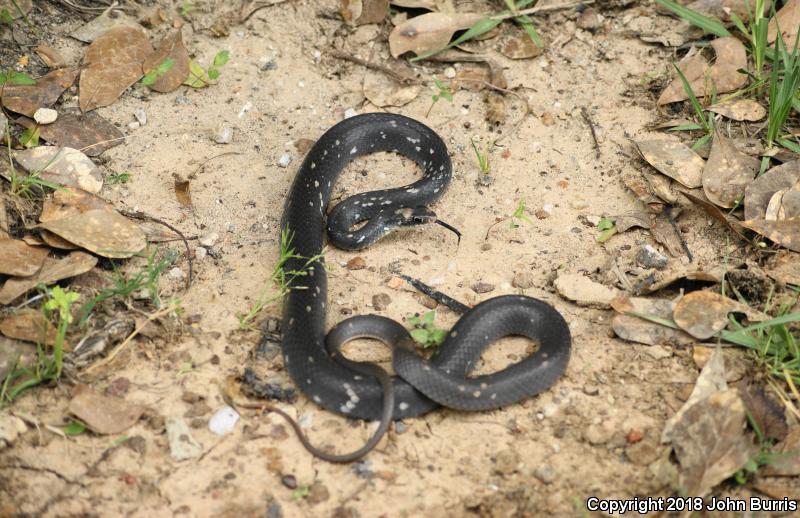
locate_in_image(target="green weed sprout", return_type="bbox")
[407,311,448,348]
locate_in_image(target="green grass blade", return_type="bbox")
[654,0,730,37]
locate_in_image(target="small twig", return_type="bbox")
[240,0,292,22]
[490,0,592,21]
[121,210,193,291]
[82,303,178,375]
[78,136,129,154]
[581,106,601,159]
[191,151,243,178]
[326,50,421,85]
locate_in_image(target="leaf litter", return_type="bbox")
[16,110,124,157]
[0,252,97,304]
[14,146,104,194]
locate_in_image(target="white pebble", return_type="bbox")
[127,121,140,130]
[278,154,292,168]
[208,405,240,435]
[199,232,219,247]
[344,108,358,119]
[195,246,207,260]
[134,107,147,126]
[168,267,185,280]
[444,67,456,78]
[214,126,233,144]
[33,108,57,125]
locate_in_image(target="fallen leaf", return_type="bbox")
[650,211,685,257]
[39,209,146,259]
[737,383,788,441]
[174,179,193,207]
[497,26,545,59]
[142,30,190,93]
[341,0,389,25]
[0,251,97,304]
[16,110,124,157]
[613,211,651,233]
[14,147,103,194]
[40,187,114,223]
[0,238,47,276]
[763,426,800,476]
[744,160,800,221]
[70,9,141,43]
[657,53,709,105]
[0,68,79,117]
[80,27,153,112]
[0,309,59,348]
[663,348,728,443]
[768,0,799,45]
[682,190,747,240]
[703,129,760,208]
[708,98,766,121]
[623,174,666,213]
[636,140,704,188]
[34,45,67,69]
[40,231,80,251]
[673,290,765,340]
[672,389,756,496]
[741,217,800,252]
[610,296,695,346]
[363,71,421,107]
[389,12,483,58]
[391,0,450,9]
[765,250,800,285]
[68,386,146,434]
[635,263,733,294]
[484,91,505,126]
[554,273,621,308]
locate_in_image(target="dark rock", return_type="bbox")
[471,282,495,294]
[636,245,668,270]
[372,293,392,311]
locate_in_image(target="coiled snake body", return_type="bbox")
[280,113,571,437]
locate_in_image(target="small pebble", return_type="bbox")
[208,405,240,435]
[298,412,313,429]
[281,474,297,489]
[352,460,373,478]
[512,271,536,289]
[395,421,407,434]
[307,481,330,505]
[636,244,669,270]
[532,466,557,484]
[214,126,233,144]
[346,256,366,270]
[277,154,292,168]
[444,67,456,78]
[134,107,147,126]
[195,246,207,260]
[471,282,495,294]
[168,267,185,280]
[33,107,57,125]
[372,293,392,311]
[127,121,140,130]
[199,232,219,247]
[261,60,277,71]
[344,108,358,119]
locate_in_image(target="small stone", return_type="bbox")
[298,412,313,428]
[174,95,191,105]
[493,448,519,475]
[277,154,292,168]
[584,423,614,445]
[134,107,147,126]
[124,435,147,455]
[480,243,492,251]
[471,282,495,294]
[281,474,297,489]
[577,9,603,31]
[344,108,358,119]
[535,208,550,219]
[626,429,644,443]
[195,246,207,260]
[444,67,456,78]
[208,405,240,435]
[636,245,669,270]
[0,413,27,449]
[372,293,392,311]
[346,256,366,270]
[199,232,219,247]
[307,481,330,505]
[394,421,407,434]
[214,126,233,144]
[33,107,57,125]
[168,267,185,280]
[266,499,282,518]
[165,418,202,460]
[542,402,558,418]
[351,460,373,478]
[512,271,536,289]
[541,112,555,126]
[261,60,277,71]
[182,391,202,403]
[625,437,662,466]
[105,377,131,398]
[127,121,140,130]
[583,385,599,396]
[386,276,404,289]
[532,465,557,484]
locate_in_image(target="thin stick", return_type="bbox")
[82,303,178,375]
[581,107,601,159]
[326,50,421,85]
[121,210,193,291]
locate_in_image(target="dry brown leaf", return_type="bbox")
[70,9,141,43]
[341,0,389,25]
[0,252,97,304]
[765,250,800,285]
[610,296,695,346]
[497,26,545,59]
[762,426,800,476]
[174,179,193,207]
[636,140,704,188]
[40,187,113,223]
[673,290,765,339]
[737,383,788,441]
[40,230,80,251]
[657,38,747,104]
[363,71,421,107]
[389,12,483,58]
[391,0,451,9]
[744,160,800,220]
[768,0,799,45]
[14,147,103,194]
[635,264,733,294]
[708,98,766,121]
[623,174,666,213]
[0,68,79,117]
[703,130,760,208]
[34,45,67,69]
[16,110,124,157]
[672,389,756,497]
[650,211,685,257]
[741,217,800,252]
[0,309,59,348]
[68,386,146,435]
[682,190,747,240]
[142,30,190,93]
[80,27,153,112]
[613,211,651,233]
[39,209,146,259]
[0,239,48,276]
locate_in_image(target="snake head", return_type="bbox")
[390,206,462,245]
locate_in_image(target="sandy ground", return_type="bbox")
[2,1,798,517]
